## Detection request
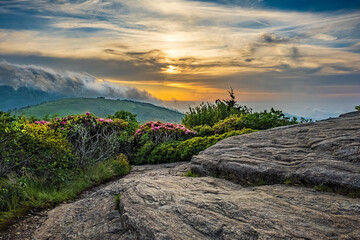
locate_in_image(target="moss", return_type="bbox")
[255,179,266,186]
[183,170,200,178]
[313,185,360,198]
[284,176,295,185]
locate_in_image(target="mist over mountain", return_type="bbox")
[0,61,161,107]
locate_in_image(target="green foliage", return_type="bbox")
[20,123,76,183]
[192,124,214,136]
[132,141,156,165]
[108,110,138,122]
[133,129,255,165]
[49,113,128,165]
[212,109,299,134]
[0,112,75,183]
[182,88,251,128]
[114,194,121,210]
[183,170,199,177]
[355,105,360,111]
[0,155,131,228]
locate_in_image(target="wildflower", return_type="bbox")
[86,112,90,116]
[98,118,104,122]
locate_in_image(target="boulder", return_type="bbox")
[192,111,360,192]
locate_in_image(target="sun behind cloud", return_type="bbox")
[164,65,179,74]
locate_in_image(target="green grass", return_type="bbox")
[0,158,131,229]
[12,98,184,123]
[114,194,121,210]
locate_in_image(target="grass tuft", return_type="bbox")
[184,170,200,178]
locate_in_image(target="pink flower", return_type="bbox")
[86,112,90,116]
[98,118,104,122]
[105,119,113,123]
[56,118,60,121]
[61,121,67,125]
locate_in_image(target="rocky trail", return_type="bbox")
[1,112,360,239]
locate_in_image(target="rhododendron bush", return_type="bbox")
[135,121,196,144]
[48,113,128,165]
[0,111,131,179]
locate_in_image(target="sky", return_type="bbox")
[0,0,359,119]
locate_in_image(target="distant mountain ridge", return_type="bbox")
[0,85,64,111]
[12,98,184,123]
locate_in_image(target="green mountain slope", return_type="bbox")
[12,98,184,123]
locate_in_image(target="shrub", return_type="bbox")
[0,112,24,176]
[134,121,196,144]
[356,105,360,111]
[134,128,255,164]
[20,123,75,183]
[108,111,140,157]
[212,109,299,134]
[0,113,75,183]
[175,129,255,162]
[132,141,156,165]
[48,113,128,165]
[182,88,251,128]
[192,124,214,137]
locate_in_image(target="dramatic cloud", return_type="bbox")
[0,0,359,118]
[0,60,160,103]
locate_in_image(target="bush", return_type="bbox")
[134,128,255,164]
[134,121,196,144]
[212,109,299,134]
[182,88,251,128]
[48,113,128,165]
[0,112,24,176]
[0,113,75,183]
[192,124,214,136]
[356,105,360,111]
[19,123,76,183]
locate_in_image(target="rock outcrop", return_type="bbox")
[28,112,360,239]
[192,111,360,192]
[32,163,360,240]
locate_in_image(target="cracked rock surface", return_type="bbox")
[192,111,360,189]
[29,112,360,240]
[32,164,360,240]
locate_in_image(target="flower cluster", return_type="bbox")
[134,121,196,144]
[135,121,196,136]
[47,112,127,133]
[33,120,51,125]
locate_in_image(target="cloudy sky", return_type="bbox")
[0,0,359,118]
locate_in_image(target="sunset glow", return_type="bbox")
[0,0,359,118]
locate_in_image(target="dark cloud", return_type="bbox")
[261,33,290,44]
[0,60,161,103]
